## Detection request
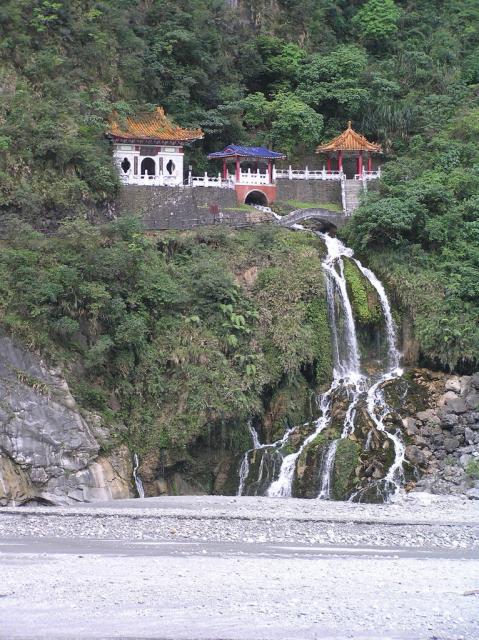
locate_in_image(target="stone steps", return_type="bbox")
[344,180,364,214]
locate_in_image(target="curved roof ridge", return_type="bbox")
[107,106,203,143]
[316,121,381,153]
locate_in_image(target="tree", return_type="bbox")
[352,0,401,44]
[241,93,323,154]
[296,46,370,118]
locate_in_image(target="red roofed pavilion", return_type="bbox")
[316,121,382,178]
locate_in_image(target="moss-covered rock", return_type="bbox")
[343,258,382,327]
[262,374,316,443]
[331,438,360,500]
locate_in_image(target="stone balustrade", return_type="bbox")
[121,167,381,189]
[354,169,381,181]
[275,167,344,181]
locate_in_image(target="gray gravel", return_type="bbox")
[1,493,479,550]
[1,494,479,639]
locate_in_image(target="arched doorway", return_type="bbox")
[141,157,156,176]
[244,190,268,206]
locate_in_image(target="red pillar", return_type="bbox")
[235,156,240,182]
[338,150,343,172]
[368,155,372,173]
[268,160,272,183]
[223,158,227,180]
[326,156,331,173]
[358,151,363,176]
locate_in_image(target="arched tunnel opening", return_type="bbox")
[312,219,338,234]
[244,190,268,206]
[299,217,338,235]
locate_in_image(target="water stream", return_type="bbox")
[133,453,145,499]
[237,232,406,502]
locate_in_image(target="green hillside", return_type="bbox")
[0,0,477,372]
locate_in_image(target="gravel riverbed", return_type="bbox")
[1,494,479,640]
[1,493,479,549]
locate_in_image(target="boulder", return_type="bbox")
[416,409,441,425]
[439,413,459,429]
[464,427,475,445]
[445,378,461,394]
[444,397,467,414]
[465,392,479,411]
[459,453,472,468]
[405,445,427,467]
[403,417,418,436]
[444,436,460,453]
[452,424,466,437]
[470,372,479,390]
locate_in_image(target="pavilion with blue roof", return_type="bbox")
[207,144,286,205]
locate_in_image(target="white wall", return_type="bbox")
[113,144,184,186]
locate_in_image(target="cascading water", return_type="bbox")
[133,453,145,499]
[237,231,406,502]
[237,422,292,496]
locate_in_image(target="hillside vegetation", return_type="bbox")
[0,220,331,452]
[0,0,478,372]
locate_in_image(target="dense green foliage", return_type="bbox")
[0,220,331,451]
[0,0,478,372]
[344,109,479,368]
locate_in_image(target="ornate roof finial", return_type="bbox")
[348,120,352,128]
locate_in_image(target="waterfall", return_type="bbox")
[237,422,290,496]
[317,440,338,499]
[237,231,406,502]
[267,384,335,497]
[353,260,401,371]
[133,453,145,499]
[237,422,259,496]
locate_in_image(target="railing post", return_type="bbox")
[218,172,222,186]
[188,169,192,186]
[305,166,309,180]
[247,168,252,183]
[204,172,208,187]
[288,165,292,180]
[322,166,326,180]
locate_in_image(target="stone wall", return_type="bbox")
[114,181,343,230]
[276,179,341,204]
[116,185,257,230]
[402,370,479,499]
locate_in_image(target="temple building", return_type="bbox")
[207,145,286,205]
[107,107,203,186]
[316,121,382,179]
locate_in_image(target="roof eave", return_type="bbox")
[107,133,203,144]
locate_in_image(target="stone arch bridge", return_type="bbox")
[276,208,349,232]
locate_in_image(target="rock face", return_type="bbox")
[0,336,133,505]
[400,370,479,499]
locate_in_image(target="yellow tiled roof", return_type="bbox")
[108,107,203,143]
[316,121,381,153]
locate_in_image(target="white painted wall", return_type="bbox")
[113,143,184,186]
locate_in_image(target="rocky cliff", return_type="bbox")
[1,329,478,505]
[0,336,133,505]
